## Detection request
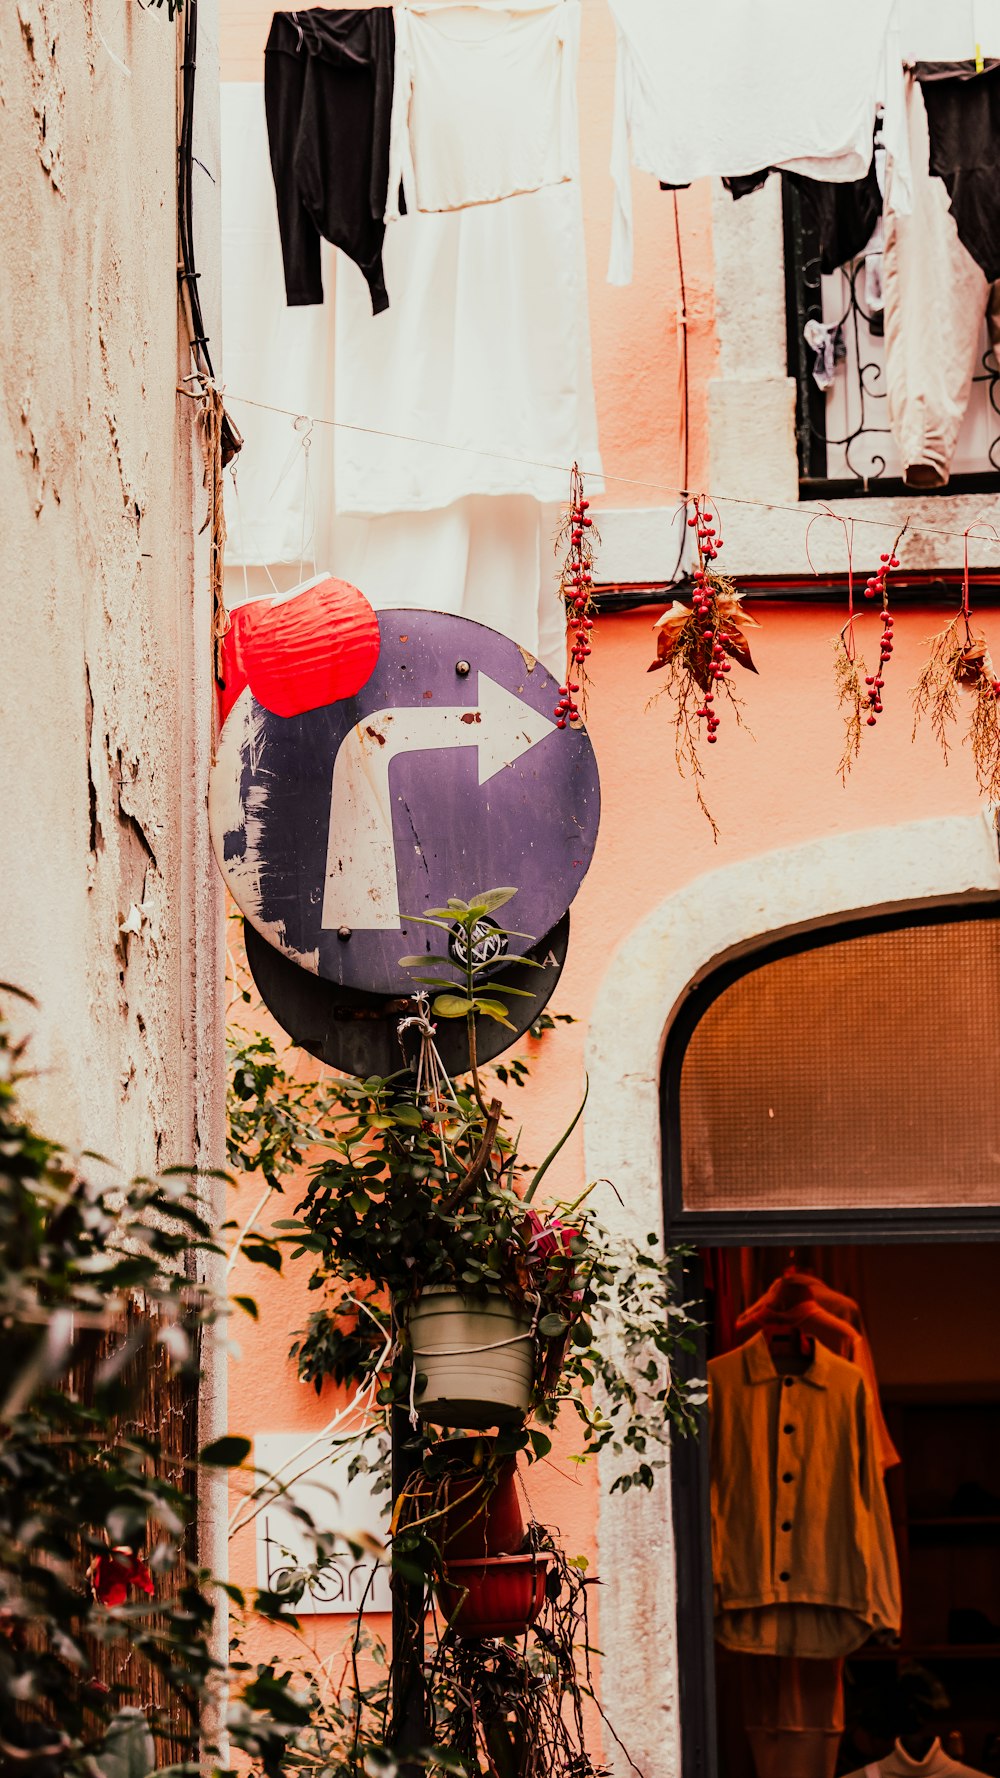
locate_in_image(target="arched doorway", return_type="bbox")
[666,906,1000,1778]
[584,813,1000,1778]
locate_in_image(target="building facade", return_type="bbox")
[218,8,1000,1776]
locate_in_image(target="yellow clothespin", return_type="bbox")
[976,40,985,71]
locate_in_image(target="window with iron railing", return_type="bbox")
[782,172,1000,501]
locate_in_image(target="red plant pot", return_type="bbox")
[436,1553,550,1638]
[435,1459,525,1560]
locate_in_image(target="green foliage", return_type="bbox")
[0,1001,337,1775]
[267,891,706,1484]
[227,1030,341,1193]
[401,890,540,1042]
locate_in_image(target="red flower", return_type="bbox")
[520,1209,578,1264]
[89,1548,154,1608]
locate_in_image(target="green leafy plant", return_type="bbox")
[276,889,704,1487]
[0,991,356,1777]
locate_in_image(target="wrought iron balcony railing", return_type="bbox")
[782,173,1000,500]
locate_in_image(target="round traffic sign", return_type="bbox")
[243,913,570,1079]
[211,609,599,996]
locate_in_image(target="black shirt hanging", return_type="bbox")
[915,60,1000,283]
[264,8,398,315]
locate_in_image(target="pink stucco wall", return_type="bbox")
[219,0,995,1731]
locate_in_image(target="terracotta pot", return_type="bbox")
[436,1552,550,1638]
[407,1448,525,1560]
[407,1289,534,1428]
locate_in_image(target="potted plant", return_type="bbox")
[395,1434,526,1562]
[284,888,706,1485]
[435,1550,550,1639]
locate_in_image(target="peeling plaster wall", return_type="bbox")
[0,0,224,1180]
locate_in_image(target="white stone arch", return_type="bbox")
[584,810,1000,1778]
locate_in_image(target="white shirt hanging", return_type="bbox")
[386,0,576,219]
[335,0,601,515]
[607,0,897,284]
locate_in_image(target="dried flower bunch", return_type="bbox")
[554,463,598,727]
[647,495,758,834]
[833,523,905,780]
[860,537,904,728]
[911,554,1000,799]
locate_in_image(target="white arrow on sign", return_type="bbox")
[322,672,557,932]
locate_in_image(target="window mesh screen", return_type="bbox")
[678,918,1000,1211]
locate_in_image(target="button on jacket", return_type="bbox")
[710,1333,901,1657]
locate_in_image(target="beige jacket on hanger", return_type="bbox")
[711,1333,902,1657]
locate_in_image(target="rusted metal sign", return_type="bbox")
[210,608,600,997]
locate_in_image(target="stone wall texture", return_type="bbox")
[0,0,222,1178]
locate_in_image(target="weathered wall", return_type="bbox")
[0,0,223,1179]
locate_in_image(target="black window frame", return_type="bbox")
[663,899,1000,1778]
[782,176,1000,503]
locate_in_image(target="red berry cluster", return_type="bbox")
[689,502,729,744]
[862,548,899,727]
[555,469,596,728]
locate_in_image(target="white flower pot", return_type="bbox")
[406,1288,535,1429]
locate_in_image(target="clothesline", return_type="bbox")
[223,390,1000,554]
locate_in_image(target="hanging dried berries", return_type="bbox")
[647,496,758,835]
[860,529,905,728]
[911,536,1000,798]
[554,463,599,727]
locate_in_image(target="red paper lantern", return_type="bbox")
[218,574,381,724]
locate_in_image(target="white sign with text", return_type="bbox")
[253,1432,392,1616]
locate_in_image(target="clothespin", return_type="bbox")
[976,41,985,72]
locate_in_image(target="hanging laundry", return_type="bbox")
[883,73,1000,488]
[734,1273,900,1471]
[217,84,579,656]
[385,0,575,219]
[916,61,1000,281]
[803,320,844,393]
[264,8,397,314]
[333,496,567,673]
[723,155,883,276]
[607,0,896,283]
[334,0,601,516]
[220,82,335,570]
[710,1333,901,1659]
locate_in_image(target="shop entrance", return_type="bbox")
[664,907,1000,1778]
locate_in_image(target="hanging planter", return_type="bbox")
[406,1288,535,1429]
[399,1438,526,1560]
[436,1552,550,1639]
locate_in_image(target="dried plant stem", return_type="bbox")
[968,672,1000,799]
[833,633,867,783]
[910,614,965,762]
[911,612,1000,797]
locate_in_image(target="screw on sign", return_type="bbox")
[210,609,600,998]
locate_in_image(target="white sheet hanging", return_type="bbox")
[385,0,575,219]
[607,0,897,284]
[220,82,335,568]
[217,67,589,658]
[334,497,567,672]
[336,0,598,516]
